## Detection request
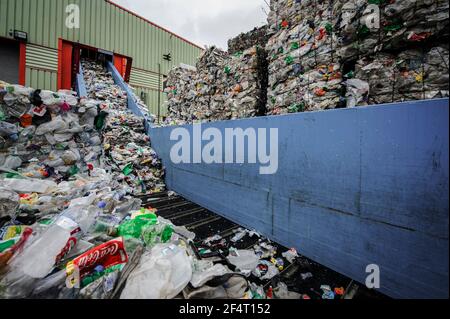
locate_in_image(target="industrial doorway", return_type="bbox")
[57,39,132,90]
[0,37,24,85]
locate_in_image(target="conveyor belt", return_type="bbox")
[138,192,389,300]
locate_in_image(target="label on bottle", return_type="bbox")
[0,225,29,241]
[67,237,128,280]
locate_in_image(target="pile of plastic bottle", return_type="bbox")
[0,62,173,298]
[82,60,165,195]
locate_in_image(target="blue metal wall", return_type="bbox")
[148,99,449,299]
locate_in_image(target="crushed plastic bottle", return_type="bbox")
[120,244,192,299]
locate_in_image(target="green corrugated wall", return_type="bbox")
[0,0,202,115]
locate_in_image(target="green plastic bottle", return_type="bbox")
[118,214,158,239]
[122,163,134,176]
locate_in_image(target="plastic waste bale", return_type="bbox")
[352,46,449,106]
[164,65,199,125]
[266,0,343,115]
[164,41,268,125]
[345,79,370,108]
[266,0,448,112]
[228,26,270,55]
[334,0,449,61]
[227,46,268,119]
[165,47,231,124]
[120,244,192,299]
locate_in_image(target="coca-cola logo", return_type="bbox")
[75,241,120,268]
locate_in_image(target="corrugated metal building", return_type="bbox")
[0,0,203,115]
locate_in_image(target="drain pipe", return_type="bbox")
[158,63,161,124]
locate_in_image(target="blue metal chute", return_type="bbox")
[75,63,87,98]
[106,62,155,132]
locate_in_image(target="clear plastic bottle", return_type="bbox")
[10,217,80,279]
[7,206,98,279]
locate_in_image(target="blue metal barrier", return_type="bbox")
[147,98,449,299]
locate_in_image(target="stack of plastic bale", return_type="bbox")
[165,35,269,124]
[228,26,269,55]
[0,82,103,181]
[333,0,388,63]
[334,0,449,106]
[381,0,449,51]
[350,46,449,105]
[196,46,232,122]
[266,0,343,115]
[164,64,199,125]
[224,48,261,119]
[164,46,231,124]
[226,26,270,119]
[82,60,165,196]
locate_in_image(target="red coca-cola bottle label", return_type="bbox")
[70,237,128,278]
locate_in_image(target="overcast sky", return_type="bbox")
[112,0,268,50]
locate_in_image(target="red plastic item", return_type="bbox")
[70,237,128,278]
[408,32,432,42]
[266,287,273,299]
[334,287,345,295]
[20,114,33,128]
[317,28,327,41]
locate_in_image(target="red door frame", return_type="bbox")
[114,54,132,82]
[58,38,133,89]
[19,42,26,86]
[57,39,74,90]
[114,54,126,78]
[124,56,132,83]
